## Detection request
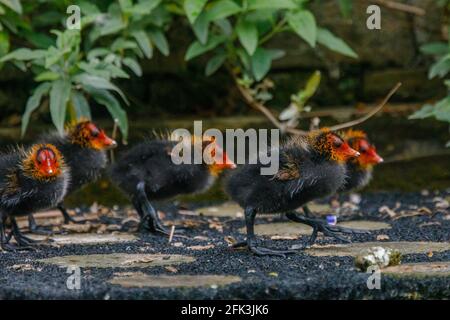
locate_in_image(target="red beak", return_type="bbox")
[215,152,236,170]
[99,131,117,150]
[42,159,55,175]
[367,148,384,164]
[340,142,360,159]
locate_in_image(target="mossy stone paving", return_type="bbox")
[240,220,391,237]
[195,202,244,218]
[38,253,195,268]
[306,241,450,257]
[29,233,137,245]
[383,261,450,277]
[195,201,332,218]
[109,273,241,288]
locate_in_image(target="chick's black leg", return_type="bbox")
[134,181,170,236]
[0,216,17,251]
[28,214,54,235]
[286,211,369,247]
[236,207,296,257]
[11,218,37,248]
[302,205,312,218]
[59,204,87,224]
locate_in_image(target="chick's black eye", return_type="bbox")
[91,129,100,137]
[333,140,343,148]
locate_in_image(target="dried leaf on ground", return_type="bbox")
[187,244,215,251]
[270,235,299,240]
[224,236,237,245]
[62,223,92,233]
[376,234,390,241]
[379,206,396,218]
[165,266,178,273]
[9,264,42,272]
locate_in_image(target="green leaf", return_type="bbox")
[338,0,352,18]
[317,28,358,58]
[87,48,111,60]
[205,52,226,76]
[98,16,126,37]
[23,31,54,49]
[267,48,285,60]
[119,0,133,12]
[236,48,251,71]
[149,29,169,56]
[192,11,209,44]
[0,48,46,62]
[185,35,226,61]
[236,18,258,55]
[106,64,130,79]
[251,47,272,81]
[184,0,208,24]
[71,90,92,120]
[298,70,321,103]
[74,73,129,104]
[128,0,162,15]
[214,18,232,36]
[0,0,22,14]
[247,0,296,10]
[409,104,435,119]
[433,97,450,122]
[420,42,448,56]
[205,0,241,21]
[35,71,60,82]
[0,31,9,64]
[21,82,51,137]
[111,38,138,52]
[44,46,65,68]
[123,57,142,76]
[131,30,153,58]
[79,1,100,15]
[287,10,317,47]
[429,55,450,79]
[86,87,129,140]
[49,79,71,135]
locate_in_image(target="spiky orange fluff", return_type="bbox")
[21,144,65,181]
[306,128,359,163]
[342,129,367,141]
[67,120,116,150]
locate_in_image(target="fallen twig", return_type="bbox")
[232,67,402,135]
[110,118,119,163]
[372,0,426,16]
[168,225,175,243]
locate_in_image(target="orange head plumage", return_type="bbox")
[308,128,360,164]
[67,120,117,151]
[342,129,383,168]
[22,144,65,181]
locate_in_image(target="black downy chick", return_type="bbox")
[302,129,384,218]
[109,136,236,235]
[29,120,117,232]
[0,144,69,250]
[225,129,367,256]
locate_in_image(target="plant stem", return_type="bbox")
[259,17,288,46]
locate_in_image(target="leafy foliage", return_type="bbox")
[0,0,174,139]
[411,24,450,146]
[181,0,358,82]
[0,0,359,139]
